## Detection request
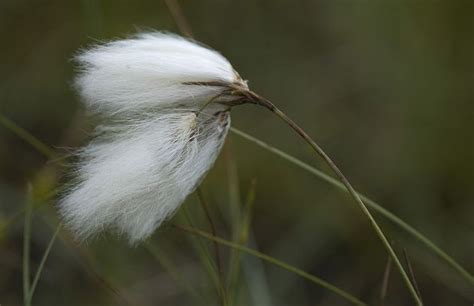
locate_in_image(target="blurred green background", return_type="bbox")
[0,0,473,305]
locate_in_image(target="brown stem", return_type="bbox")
[247,91,423,306]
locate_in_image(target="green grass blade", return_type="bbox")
[0,113,57,159]
[23,186,34,306]
[1,187,62,236]
[180,207,225,304]
[27,223,61,304]
[175,224,366,306]
[231,127,474,286]
[224,148,242,305]
[227,179,257,305]
[195,189,228,306]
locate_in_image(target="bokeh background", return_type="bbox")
[1,0,473,305]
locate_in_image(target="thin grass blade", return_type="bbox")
[27,223,61,304]
[22,186,34,306]
[175,224,367,306]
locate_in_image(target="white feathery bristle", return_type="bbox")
[59,32,245,244]
[75,32,237,115]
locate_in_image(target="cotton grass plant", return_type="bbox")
[55,31,426,304]
[0,12,471,305]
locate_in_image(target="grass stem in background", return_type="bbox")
[22,186,34,306]
[164,0,194,38]
[230,127,474,286]
[403,249,424,304]
[27,223,61,304]
[174,224,367,306]
[379,256,392,306]
[181,207,227,305]
[0,113,57,159]
[227,179,257,305]
[196,188,227,306]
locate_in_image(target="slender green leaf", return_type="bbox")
[175,224,367,306]
[27,223,61,304]
[227,179,257,305]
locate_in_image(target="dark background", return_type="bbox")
[0,1,473,305]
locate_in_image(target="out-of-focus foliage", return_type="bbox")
[0,1,473,305]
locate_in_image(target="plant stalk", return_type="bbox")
[249,92,423,306]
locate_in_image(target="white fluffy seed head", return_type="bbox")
[75,32,239,115]
[60,32,246,244]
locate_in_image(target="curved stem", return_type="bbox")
[230,127,474,286]
[250,94,422,306]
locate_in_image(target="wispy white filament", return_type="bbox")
[75,32,237,115]
[60,32,246,243]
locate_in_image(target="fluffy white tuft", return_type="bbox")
[75,32,237,115]
[60,32,245,244]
